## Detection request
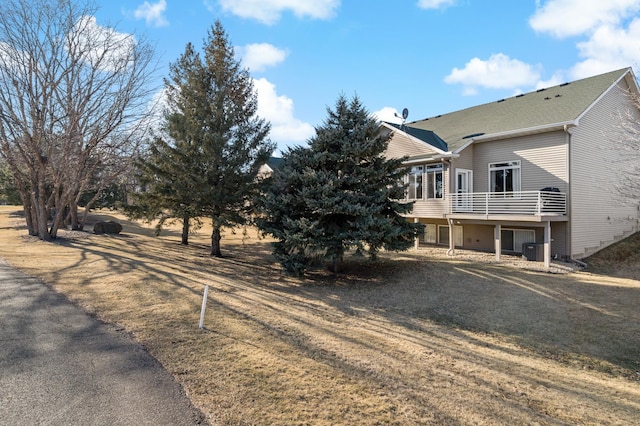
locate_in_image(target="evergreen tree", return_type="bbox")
[258,94,422,275]
[133,21,273,254]
[130,137,202,245]
[0,161,21,205]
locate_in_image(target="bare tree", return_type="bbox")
[0,0,157,240]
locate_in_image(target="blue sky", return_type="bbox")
[93,0,640,153]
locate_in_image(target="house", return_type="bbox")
[257,156,283,177]
[382,67,640,267]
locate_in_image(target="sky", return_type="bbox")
[92,0,640,154]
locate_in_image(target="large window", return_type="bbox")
[489,160,520,193]
[501,229,535,253]
[438,225,463,247]
[426,163,444,199]
[406,163,444,200]
[407,165,423,200]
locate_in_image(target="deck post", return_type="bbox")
[494,224,501,261]
[544,221,551,269]
[414,218,420,250]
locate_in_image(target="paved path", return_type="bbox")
[0,260,206,425]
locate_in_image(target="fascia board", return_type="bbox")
[576,68,633,125]
[470,120,577,143]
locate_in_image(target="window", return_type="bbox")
[438,225,463,247]
[501,229,535,252]
[406,165,423,200]
[426,163,444,199]
[489,161,520,193]
[423,224,437,243]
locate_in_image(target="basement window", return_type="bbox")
[501,229,535,253]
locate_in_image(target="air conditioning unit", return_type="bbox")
[522,242,544,261]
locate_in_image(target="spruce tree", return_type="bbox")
[258,94,422,274]
[131,136,202,245]
[134,21,273,255]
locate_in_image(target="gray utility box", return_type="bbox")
[522,242,544,262]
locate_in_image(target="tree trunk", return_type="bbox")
[34,187,51,241]
[69,200,80,230]
[20,191,36,236]
[79,206,91,231]
[210,223,222,257]
[329,245,344,274]
[181,215,190,245]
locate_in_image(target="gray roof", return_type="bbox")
[266,156,283,170]
[383,122,448,152]
[406,67,631,152]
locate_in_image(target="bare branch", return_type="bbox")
[0,0,158,238]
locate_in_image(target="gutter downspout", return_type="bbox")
[446,218,455,256]
[570,258,588,268]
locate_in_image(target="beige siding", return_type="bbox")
[385,131,441,159]
[451,145,474,192]
[569,81,640,258]
[457,224,494,251]
[408,167,449,218]
[550,222,568,258]
[410,199,447,218]
[453,145,474,170]
[472,132,568,192]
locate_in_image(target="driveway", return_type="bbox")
[0,260,206,425]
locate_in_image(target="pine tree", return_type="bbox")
[130,136,202,245]
[258,94,422,274]
[133,21,273,255]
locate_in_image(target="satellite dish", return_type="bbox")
[402,108,409,120]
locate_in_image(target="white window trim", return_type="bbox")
[425,163,444,200]
[406,165,424,201]
[488,160,521,194]
[455,168,473,194]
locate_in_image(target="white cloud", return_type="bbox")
[535,73,566,90]
[462,86,479,96]
[444,54,541,94]
[528,0,640,82]
[417,0,456,10]
[237,43,288,72]
[214,0,339,25]
[530,0,640,38]
[133,0,169,28]
[253,78,315,150]
[0,42,26,74]
[372,107,403,124]
[72,16,137,72]
[570,20,640,78]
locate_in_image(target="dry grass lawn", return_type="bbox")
[1,205,639,425]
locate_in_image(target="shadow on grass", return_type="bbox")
[305,255,640,375]
[13,209,638,423]
[189,252,640,422]
[49,211,640,377]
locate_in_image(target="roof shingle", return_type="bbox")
[405,68,631,152]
